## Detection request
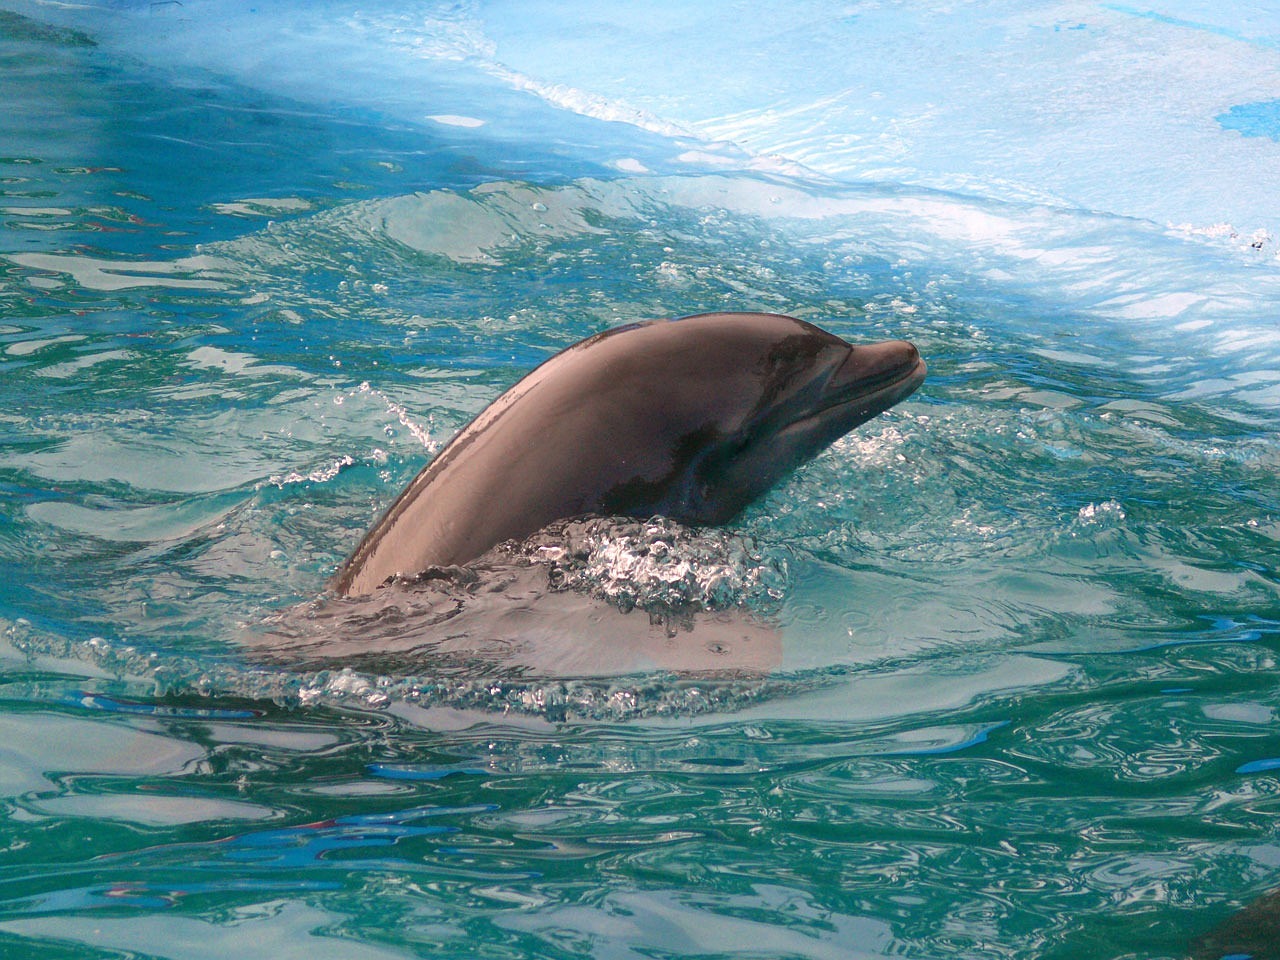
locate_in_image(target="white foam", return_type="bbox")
[1077,500,1126,524]
[356,381,436,452]
[264,455,356,489]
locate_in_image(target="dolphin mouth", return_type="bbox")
[823,340,926,415]
[772,340,924,446]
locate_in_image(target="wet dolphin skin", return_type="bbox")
[333,311,926,596]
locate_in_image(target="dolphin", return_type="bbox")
[1188,887,1280,960]
[332,311,926,596]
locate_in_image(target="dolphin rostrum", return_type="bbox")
[333,311,926,596]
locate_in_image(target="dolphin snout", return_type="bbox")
[833,339,926,398]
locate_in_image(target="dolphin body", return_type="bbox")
[333,311,926,596]
[1188,887,1280,960]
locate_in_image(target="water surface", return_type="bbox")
[1,3,1279,958]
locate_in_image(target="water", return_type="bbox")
[1,2,1279,957]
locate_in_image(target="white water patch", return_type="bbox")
[211,196,314,217]
[371,184,611,264]
[611,158,651,174]
[6,252,231,292]
[426,114,486,128]
[483,64,697,142]
[34,348,137,379]
[185,346,306,379]
[31,793,274,826]
[5,334,86,357]
[0,905,413,960]
[829,424,913,469]
[0,702,205,798]
[2,206,73,217]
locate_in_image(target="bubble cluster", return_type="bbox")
[506,516,791,615]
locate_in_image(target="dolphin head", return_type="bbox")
[668,316,926,522]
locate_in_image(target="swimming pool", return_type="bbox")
[1,3,1279,957]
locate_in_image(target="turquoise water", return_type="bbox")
[2,4,1280,958]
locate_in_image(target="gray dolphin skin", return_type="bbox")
[332,311,926,596]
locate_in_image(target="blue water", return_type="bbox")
[2,3,1280,958]
[1219,101,1280,141]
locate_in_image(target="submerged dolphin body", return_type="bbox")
[1189,887,1280,960]
[333,311,926,596]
